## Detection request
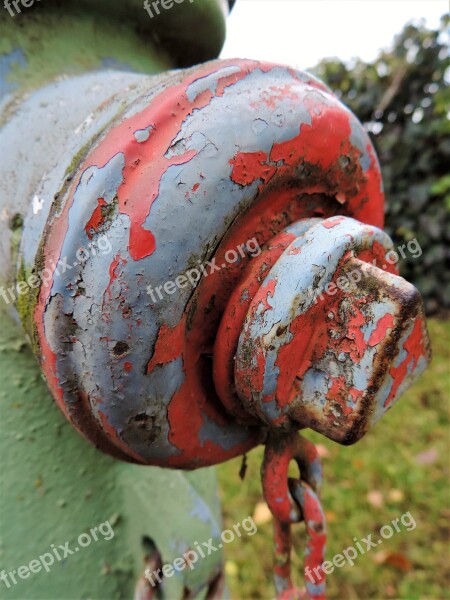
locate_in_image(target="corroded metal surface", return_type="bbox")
[2,58,430,469]
[231,216,430,443]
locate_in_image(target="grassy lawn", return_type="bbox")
[217,319,450,599]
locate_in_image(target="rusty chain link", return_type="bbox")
[262,433,326,600]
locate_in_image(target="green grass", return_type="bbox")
[217,319,450,599]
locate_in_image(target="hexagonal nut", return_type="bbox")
[291,259,431,444]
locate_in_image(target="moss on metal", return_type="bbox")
[0,10,168,95]
[0,297,224,600]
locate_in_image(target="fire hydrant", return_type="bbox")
[0,1,430,598]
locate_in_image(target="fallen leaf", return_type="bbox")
[325,510,337,523]
[387,488,405,503]
[383,551,413,571]
[367,490,384,508]
[253,501,272,525]
[415,447,438,465]
[225,561,238,577]
[316,444,330,458]
[384,584,396,597]
[372,550,389,564]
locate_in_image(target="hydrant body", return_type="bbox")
[5,59,430,468]
[0,1,431,598]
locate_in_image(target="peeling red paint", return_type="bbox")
[85,197,107,238]
[31,59,429,473]
[230,151,276,186]
[369,313,395,347]
[385,317,428,407]
[146,320,185,374]
[322,216,346,228]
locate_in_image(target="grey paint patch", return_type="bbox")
[134,125,153,143]
[186,65,241,102]
[198,411,251,452]
[349,114,372,172]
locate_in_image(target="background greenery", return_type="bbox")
[218,17,449,599]
[313,16,449,315]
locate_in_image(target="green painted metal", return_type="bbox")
[0,12,170,98]
[0,0,229,96]
[0,1,230,597]
[0,302,224,598]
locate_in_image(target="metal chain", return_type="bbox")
[262,432,327,600]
